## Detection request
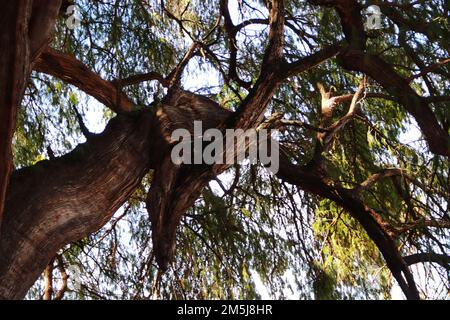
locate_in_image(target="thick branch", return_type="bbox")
[54,255,68,300]
[145,1,286,272]
[225,0,285,130]
[321,79,366,150]
[308,0,366,50]
[43,259,54,300]
[34,47,136,113]
[1,0,62,234]
[28,0,63,61]
[0,0,33,235]
[403,253,450,270]
[308,0,450,157]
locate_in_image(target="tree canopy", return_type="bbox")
[0,0,449,300]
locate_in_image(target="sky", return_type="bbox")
[58,0,447,300]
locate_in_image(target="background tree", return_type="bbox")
[0,0,449,300]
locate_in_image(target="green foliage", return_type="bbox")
[19,0,449,300]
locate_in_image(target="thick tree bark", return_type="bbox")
[0,110,154,299]
[0,0,32,233]
[0,0,62,231]
[146,89,232,270]
[0,0,431,300]
[0,71,421,300]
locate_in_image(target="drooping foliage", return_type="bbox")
[17,0,449,299]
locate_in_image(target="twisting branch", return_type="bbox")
[307,0,450,157]
[54,255,68,300]
[275,149,421,300]
[43,258,54,300]
[308,79,366,167]
[145,0,288,272]
[322,78,366,149]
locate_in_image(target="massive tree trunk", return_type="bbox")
[0,110,154,299]
[0,0,428,300]
[0,0,62,231]
[0,0,33,230]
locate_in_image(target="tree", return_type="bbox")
[0,0,449,300]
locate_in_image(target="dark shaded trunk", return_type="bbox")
[0,111,154,299]
[0,0,32,230]
[0,0,423,300]
[0,0,62,230]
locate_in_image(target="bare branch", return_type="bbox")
[113,72,168,88]
[73,105,94,139]
[43,258,54,300]
[403,253,450,270]
[354,168,404,193]
[322,79,366,150]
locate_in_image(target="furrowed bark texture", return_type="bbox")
[0,0,32,233]
[1,0,437,301]
[34,47,135,113]
[146,88,232,270]
[146,0,287,271]
[0,0,62,231]
[0,111,154,299]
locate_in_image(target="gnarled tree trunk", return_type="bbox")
[0,111,154,299]
[0,0,428,300]
[0,0,62,232]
